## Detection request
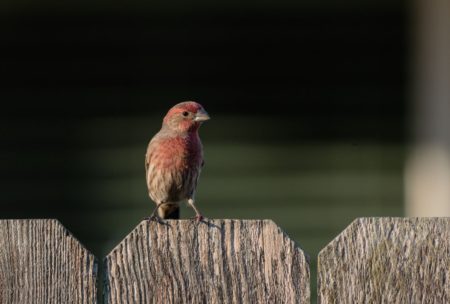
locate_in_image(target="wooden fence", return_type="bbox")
[0,218,448,303]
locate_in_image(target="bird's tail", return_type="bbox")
[158,203,180,219]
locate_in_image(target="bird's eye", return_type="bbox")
[182,111,189,117]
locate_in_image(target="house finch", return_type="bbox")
[145,101,210,221]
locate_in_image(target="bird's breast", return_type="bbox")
[147,133,203,202]
[156,135,202,170]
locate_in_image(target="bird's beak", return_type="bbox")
[194,109,210,122]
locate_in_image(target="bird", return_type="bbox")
[145,101,210,221]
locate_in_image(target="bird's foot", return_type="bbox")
[191,214,204,222]
[144,215,164,224]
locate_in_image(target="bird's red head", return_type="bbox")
[163,101,210,133]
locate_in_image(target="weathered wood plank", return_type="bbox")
[0,219,97,304]
[318,217,450,303]
[104,219,310,304]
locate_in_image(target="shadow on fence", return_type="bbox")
[0,218,448,303]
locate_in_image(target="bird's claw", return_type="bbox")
[191,214,204,222]
[145,215,164,224]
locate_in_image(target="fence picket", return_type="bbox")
[104,219,310,304]
[0,219,97,304]
[318,217,450,303]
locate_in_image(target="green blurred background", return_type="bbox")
[1,0,411,302]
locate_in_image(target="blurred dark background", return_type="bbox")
[1,0,410,301]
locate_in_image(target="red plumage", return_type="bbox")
[145,101,210,220]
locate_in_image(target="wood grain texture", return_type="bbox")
[318,217,450,303]
[0,219,97,304]
[104,219,310,304]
